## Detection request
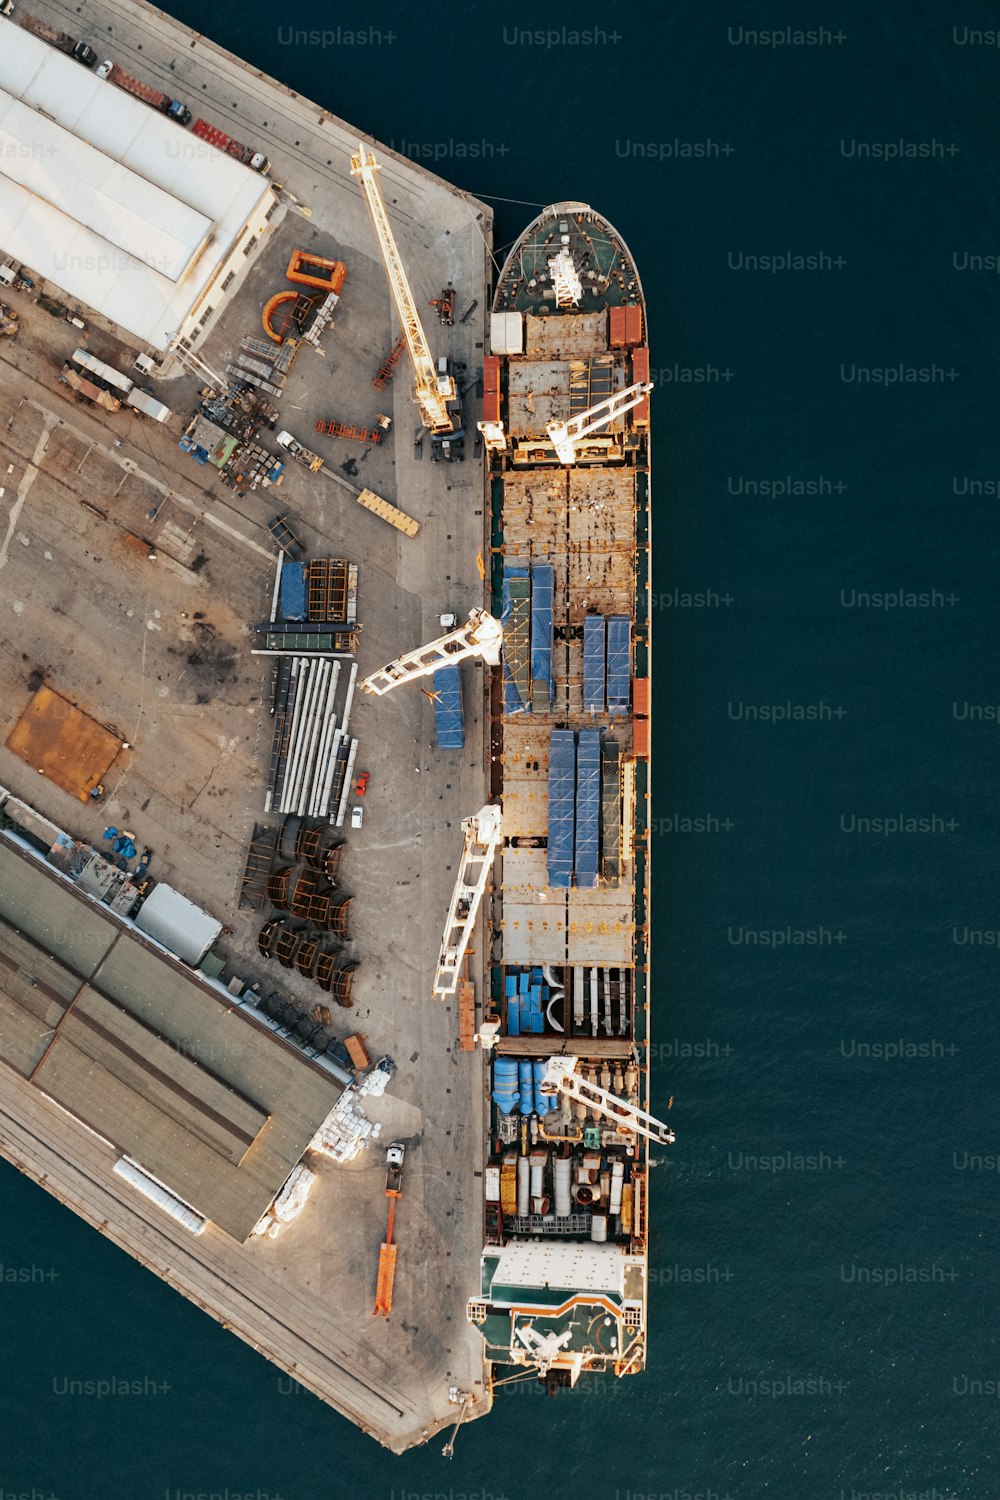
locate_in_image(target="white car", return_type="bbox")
[351,804,364,829]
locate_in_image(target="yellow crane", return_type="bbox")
[350,144,458,437]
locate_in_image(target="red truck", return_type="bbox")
[95,60,191,124]
[192,119,270,175]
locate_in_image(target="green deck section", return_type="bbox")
[494,207,643,318]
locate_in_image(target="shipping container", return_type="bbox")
[482,354,501,424]
[489,311,523,356]
[71,348,133,398]
[344,1033,371,1070]
[633,677,650,717]
[631,347,651,425]
[632,717,650,758]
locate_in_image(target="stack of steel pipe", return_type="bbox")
[271,656,347,818]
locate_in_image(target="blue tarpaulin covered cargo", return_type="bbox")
[432,665,465,749]
[574,728,601,887]
[606,615,631,715]
[279,562,307,622]
[547,728,576,888]
[582,613,606,714]
[530,564,554,709]
[501,566,531,715]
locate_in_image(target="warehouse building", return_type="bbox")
[0,26,280,352]
[0,833,342,1240]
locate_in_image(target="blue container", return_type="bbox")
[533,1060,553,1113]
[518,1059,535,1116]
[492,1057,520,1115]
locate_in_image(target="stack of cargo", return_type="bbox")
[582,614,606,714]
[529,565,554,710]
[504,966,565,1036]
[502,563,555,715]
[432,665,465,750]
[501,566,531,713]
[574,730,601,889]
[546,729,576,888]
[605,616,631,716]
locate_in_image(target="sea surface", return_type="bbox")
[4,3,1000,1497]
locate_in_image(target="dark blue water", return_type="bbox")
[5,3,1000,1496]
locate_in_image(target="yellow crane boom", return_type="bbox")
[350,145,457,436]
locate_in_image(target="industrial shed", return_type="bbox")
[0,836,342,1240]
[0,25,279,351]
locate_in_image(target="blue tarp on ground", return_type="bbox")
[606,615,631,715]
[574,728,601,888]
[432,665,465,749]
[582,613,606,714]
[547,728,576,888]
[530,564,554,708]
[279,562,307,622]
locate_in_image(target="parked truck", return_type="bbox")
[192,119,269,174]
[96,60,191,124]
[14,11,97,65]
[60,365,121,414]
[126,389,172,424]
[275,429,324,473]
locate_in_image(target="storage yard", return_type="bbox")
[0,0,494,1454]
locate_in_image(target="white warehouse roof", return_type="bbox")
[0,25,275,350]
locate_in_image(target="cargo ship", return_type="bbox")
[468,204,657,1389]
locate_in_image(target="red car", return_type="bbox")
[355,771,370,797]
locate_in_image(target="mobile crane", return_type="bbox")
[373,1142,405,1317]
[350,145,461,440]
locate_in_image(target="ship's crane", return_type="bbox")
[538,1056,675,1145]
[350,145,458,437]
[546,380,654,465]
[478,381,653,461]
[360,609,503,697]
[432,805,503,1000]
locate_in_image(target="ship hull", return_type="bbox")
[470,203,653,1389]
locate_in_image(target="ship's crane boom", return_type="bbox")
[546,380,653,464]
[432,804,503,1000]
[360,609,503,697]
[539,1056,675,1144]
[350,145,457,436]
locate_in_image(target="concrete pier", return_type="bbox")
[0,0,494,1453]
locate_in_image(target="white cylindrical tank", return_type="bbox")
[609,1160,625,1215]
[591,1213,608,1243]
[553,1155,572,1217]
[517,1156,530,1217]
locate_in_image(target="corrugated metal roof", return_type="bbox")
[0,92,211,281]
[0,28,274,349]
[0,837,341,1240]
